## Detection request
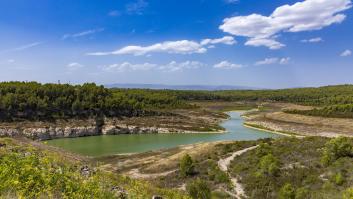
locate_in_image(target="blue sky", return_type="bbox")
[0,0,352,88]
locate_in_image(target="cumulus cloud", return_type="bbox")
[340,49,352,57]
[255,57,290,65]
[301,37,323,43]
[213,61,243,69]
[103,61,204,72]
[67,62,84,70]
[201,36,237,46]
[62,28,104,40]
[245,38,285,50]
[88,36,235,56]
[220,0,352,49]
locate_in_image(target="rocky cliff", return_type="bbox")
[0,119,191,140]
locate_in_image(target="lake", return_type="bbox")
[47,111,279,156]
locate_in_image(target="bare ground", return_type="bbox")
[245,103,353,137]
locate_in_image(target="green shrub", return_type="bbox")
[278,183,295,199]
[257,153,280,177]
[321,137,353,166]
[343,188,353,199]
[180,154,195,177]
[186,179,211,199]
[295,187,309,199]
[334,172,344,185]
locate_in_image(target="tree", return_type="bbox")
[180,154,195,177]
[186,178,211,199]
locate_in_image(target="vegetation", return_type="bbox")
[0,138,189,199]
[230,137,353,198]
[285,104,353,118]
[0,82,189,121]
[186,178,211,199]
[2,82,353,121]
[180,154,195,177]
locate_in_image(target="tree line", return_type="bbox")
[0,82,188,121]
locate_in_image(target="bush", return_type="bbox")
[343,188,353,199]
[257,153,280,177]
[180,154,195,177]
[278,183,295,199]
[186,179,211,199]
[295,187,309,199]
[321,137,353,166]
[334,173,344,186]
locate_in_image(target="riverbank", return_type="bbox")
[243,123,304,138]
[0,107,227,140]
[46,111,277,156]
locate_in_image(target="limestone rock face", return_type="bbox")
[0,123,172,140]
[0,126,99,140]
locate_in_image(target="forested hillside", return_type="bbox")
[0,82,188,121]
[2,82,353,121]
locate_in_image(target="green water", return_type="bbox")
[47,111,279,156]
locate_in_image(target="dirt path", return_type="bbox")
[218,145,258,199]
[126,168,177,179]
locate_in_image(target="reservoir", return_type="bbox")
[47,111,279,156]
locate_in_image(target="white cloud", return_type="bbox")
[201,36,236,46]
[126,0,148,15]
[279,57,291,65]
[245,38,285,50]
[159,61,205,72]
[220,0,352,49]
[87,36,235,56]
[102,61,204,72]
[67,62,84,70]
[62,28,104,40]
[255,57,290,65]
[103,62,156,72]
[340,49,352,57]
[301,37,323,43]
[214,61,243,69]
[7,59,15,63]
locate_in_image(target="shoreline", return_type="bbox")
[243,123,305,138]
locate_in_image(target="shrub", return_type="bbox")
[334,172,344,186]
[343,188,353,199]
[186,179,211,199]
[295,187,309,199]
[321,137,353,166]
[180,154,195,177]
[278,183,295,199]
[257,153,280,177]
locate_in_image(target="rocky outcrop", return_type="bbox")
[0,126,99,140]
[0,122,187,140]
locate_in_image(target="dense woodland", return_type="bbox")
[1,82,353,121]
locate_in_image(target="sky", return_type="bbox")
[0,0,352,89]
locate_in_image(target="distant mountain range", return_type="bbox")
[105,83,260,90]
